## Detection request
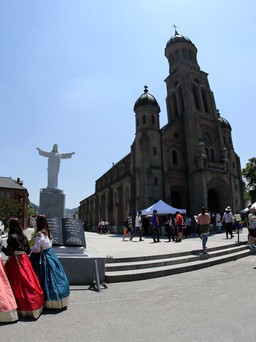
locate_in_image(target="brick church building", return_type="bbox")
[79,29,244,230]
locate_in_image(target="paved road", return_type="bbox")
[1,253,256,342]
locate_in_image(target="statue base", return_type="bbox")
[39,188,65,218]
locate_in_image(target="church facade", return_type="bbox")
[79,30,244,230]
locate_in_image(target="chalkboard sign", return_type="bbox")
[47,217,86,247]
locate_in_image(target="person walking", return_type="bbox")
[132,211,143,241]
[196,206,211,255]
[127,213,133,241]
[215,212,222,233]
[185,215,192,238]
[151,210,160,243]
[222,206,234,239]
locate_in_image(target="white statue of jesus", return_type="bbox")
[37,144,75,189]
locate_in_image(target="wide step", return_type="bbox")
[105,243,251,283]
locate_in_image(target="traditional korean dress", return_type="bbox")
[2,234,44,319]
[30,232,70,309]
[0,249,18,323]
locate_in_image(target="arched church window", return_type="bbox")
[205,147,209,161]
[125,188,129,210]
[181,49,186,60]
[151,115,155,125]
[201,89,209,113]
[193,86,200,110]
[172,150,178,165]
[154,177,158,185]
[174,50,180,60]
[153,147,157,155]
[178,87,185,112]
[171,93,179,117]
[143,115,146,124]
[210,149,215,162]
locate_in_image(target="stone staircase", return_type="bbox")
[105,242,251,283]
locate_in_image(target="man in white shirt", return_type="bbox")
[131,211,143,241]
[222,206,234,239]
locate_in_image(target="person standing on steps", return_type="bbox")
[196,206,211,255]
[151,210,160,243]
[222,206,234,239]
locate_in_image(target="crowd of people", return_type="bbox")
[0,215,69,324]
[121,205,250,254]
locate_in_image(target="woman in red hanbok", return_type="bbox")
[2,218,44,319]
[0,237,18,323]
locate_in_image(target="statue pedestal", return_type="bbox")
[39,188,65,218]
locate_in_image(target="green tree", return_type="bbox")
[27,203,37,218]
[242,157,256,203]
[0,198,23,226]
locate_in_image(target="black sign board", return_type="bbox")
[47,217,86,247]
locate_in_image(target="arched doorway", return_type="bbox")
[207,188,220,213]
[171,191,181,209]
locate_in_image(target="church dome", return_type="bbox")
[217,110,231,130]
[134,86,160,111]
[166,29,193,48]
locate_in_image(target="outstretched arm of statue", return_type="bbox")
[60,152,75,159]
[36,147,51,157]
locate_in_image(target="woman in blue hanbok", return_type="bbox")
[30,214,70,309]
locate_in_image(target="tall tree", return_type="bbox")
[0,198,23,226]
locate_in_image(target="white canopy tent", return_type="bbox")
[141,200,186,216]
[241,202,256,213]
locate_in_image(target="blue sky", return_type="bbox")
[0,0,255,209]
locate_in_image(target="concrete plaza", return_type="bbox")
[1,229,256,342]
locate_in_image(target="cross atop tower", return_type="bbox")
[172,24,178,35]
[144,85,148,93]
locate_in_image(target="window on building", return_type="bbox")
[151,115,155,125]
[174,50,179,60]
[178,87,185,112]
[154,177,158,185]
[210,149,215,162]
[153,147,157,155]
[125,188,129,210]
[181,48,186,60]
[0,191,10,198]
[172,150,178,165]
[193,86,200,110]
[171,93,179,117]
[143,115,146,124]
[201,89,209,113]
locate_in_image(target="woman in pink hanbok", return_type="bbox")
[0,237,18,323]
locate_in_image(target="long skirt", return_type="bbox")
[0,257,18,323]
[4,252,44,319]
[30,248,70,309]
